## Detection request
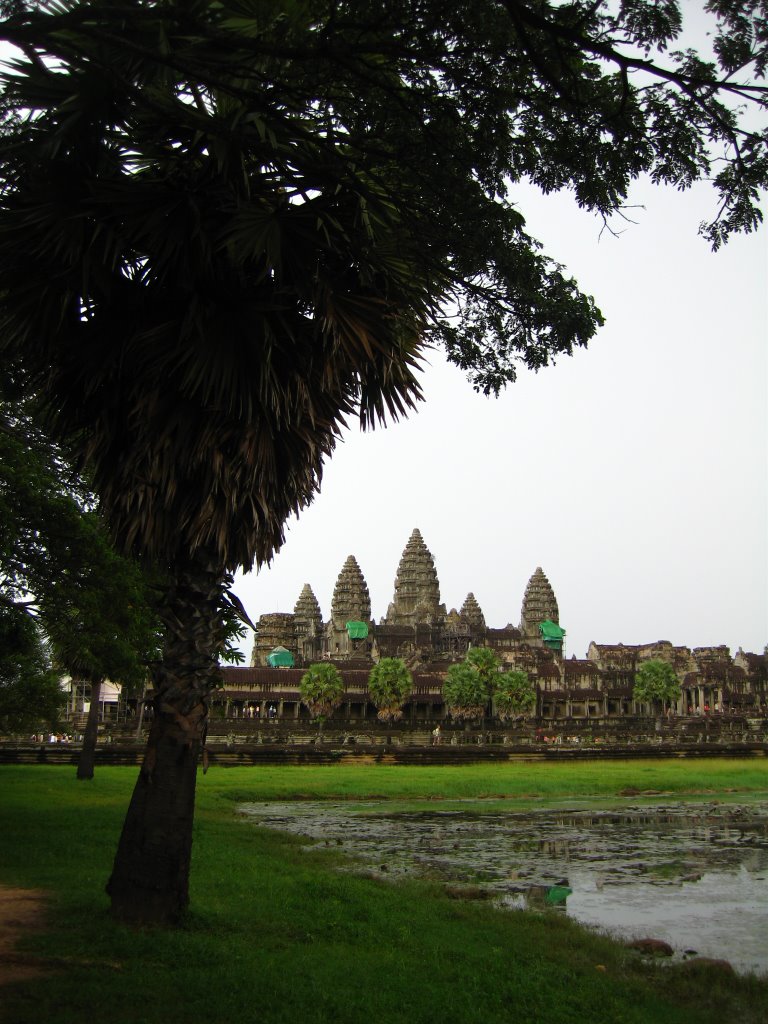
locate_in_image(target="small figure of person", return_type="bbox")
[432,724,441,745]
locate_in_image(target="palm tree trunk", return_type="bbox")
[76,676,103,780]
[106,548,226,926]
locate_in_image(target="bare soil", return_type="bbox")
[0,886,50,986]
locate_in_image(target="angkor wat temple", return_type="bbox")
[220,528,767,724]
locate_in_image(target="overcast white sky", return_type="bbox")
[2,7,763,661]
[233,172,767,662]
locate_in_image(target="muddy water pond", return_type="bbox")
[240,800,768,976]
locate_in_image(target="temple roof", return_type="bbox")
[330,555,371,628]
[293,583,323,635]
[460,592,486,630]
[520,567,559,637]
[384,528,445,626]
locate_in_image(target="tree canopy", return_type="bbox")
[0,602,63,733]
[494,669,537,721]
[442,662,492,721]
[0,393,162,692]
[466,647,502,683]
[0,0,765,573]
[633,659,681,706]
[367,657,413,721]
[299,662,344,720]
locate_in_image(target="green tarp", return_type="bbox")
[545,885,572,906]
[346,620,369,640]
[267,646,294,667]
[539,619,565,652]
[539,620,566,640]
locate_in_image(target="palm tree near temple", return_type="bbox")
[299,663,345,739]
[0,7,429,924]
[368,658,414,722]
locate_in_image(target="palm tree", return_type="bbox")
[0,6,430,924]
[493,670,537,722]
[442,663,493,723]
[367,658,413,722]
[299,663,345,739]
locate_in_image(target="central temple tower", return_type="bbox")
[325,555,372,657]
[520,566,560,640]
[383,528,446,626]
[330,555,371,629]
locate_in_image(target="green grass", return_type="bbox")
[1,759,766,1024]
[202,756,768,806]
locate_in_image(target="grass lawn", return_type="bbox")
[1,758,766,1024]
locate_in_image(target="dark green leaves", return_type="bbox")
[442,662,491,721]
[367,657,413,721]
[633,658,681,704]
[0,0,764,566]
[0,393,162,693]
[494,669,536,721]
[299,662,344,719]
[0,603,64,732]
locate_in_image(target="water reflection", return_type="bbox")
[239,801,768,975]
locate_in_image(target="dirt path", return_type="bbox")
[0,886,50,986]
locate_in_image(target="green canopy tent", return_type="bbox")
[266,646,294,668]
[539,620,566,653]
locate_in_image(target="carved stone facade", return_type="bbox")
[520,567,559,640]
[293,584,323,663]
[251,528,559,669]
[250,612,297,667]
[243,527,767,723]
[293,584,321,633]
[326,555,372,658]
[330,555,371,629]
[460,592,486,631]
[383,528,446,626]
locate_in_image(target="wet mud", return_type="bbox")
[240,799,768,975]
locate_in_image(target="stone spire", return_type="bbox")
[445,608,462,630]
[293,584,323,638]
[250,612,296,666]
[330,556,371,629]
[384,528,446,626]
[460,592,486,630]
[520,567,559,638]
